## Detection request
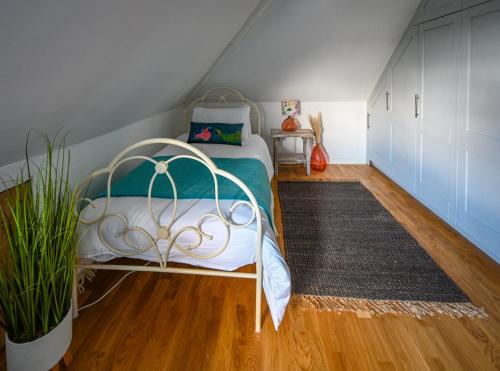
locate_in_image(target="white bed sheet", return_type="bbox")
[78,133,290,329]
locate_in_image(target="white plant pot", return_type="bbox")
[5,305,72,371]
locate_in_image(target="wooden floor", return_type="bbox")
[31,165,500,370]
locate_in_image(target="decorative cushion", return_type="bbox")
[192,105,251,139]
[187,122,243,146]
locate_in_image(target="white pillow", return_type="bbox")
[192,105,251,139]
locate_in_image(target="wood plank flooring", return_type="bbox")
[4,165,499,370]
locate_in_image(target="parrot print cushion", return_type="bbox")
[187,122,243,146]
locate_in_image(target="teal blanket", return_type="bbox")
[99,156,272,223]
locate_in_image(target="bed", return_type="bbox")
[74,87,291,332]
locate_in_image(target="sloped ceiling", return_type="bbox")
[0,0,260,166]
[201,0,419,102]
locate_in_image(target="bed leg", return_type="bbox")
[255,270,262,333]
[72,270,79,319]
[255,217,263,333]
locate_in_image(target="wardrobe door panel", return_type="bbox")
[389,29,418,191]
[391,30,418,118]
[368,76,391,171]
[417,14,460,221]
[419,122,453,216]
[458,0,500,261]
[390,123,416,189]
[466,134,500,225]
[468,9,500,139]
[421,18,459,124]
[463,134,500,259]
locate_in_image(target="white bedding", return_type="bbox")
[155,133,274,180]
[78,134,290,329]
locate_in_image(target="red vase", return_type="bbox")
[311,143,327,171]
[281,116,298,132]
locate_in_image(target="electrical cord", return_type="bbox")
[78,261,151,312]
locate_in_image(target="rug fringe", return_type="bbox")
[292,295,488,319]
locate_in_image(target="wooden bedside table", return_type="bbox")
[271,128,315,176]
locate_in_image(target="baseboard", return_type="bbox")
[328,158,367,165]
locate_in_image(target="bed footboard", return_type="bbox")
[74,138,264,332]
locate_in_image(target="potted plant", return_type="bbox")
[0,134,80,370]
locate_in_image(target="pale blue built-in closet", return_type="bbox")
[368,0,500,262]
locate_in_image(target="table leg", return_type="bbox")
[273,138,279,175]
[306,138,312,176]
[302,138,306,169]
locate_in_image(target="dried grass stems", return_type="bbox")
[308,113,323,143]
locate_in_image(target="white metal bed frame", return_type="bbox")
[184,86,261,135]
[73,87,265,332]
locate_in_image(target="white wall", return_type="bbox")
[202,0,420,101]
[0,0,260,167]
[0,100,366,192]
[0,107,184,192]
[259,102,367,164]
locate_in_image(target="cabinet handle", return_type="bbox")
[414,94,420,118]
[386,91,390,111]
[367,113,371,129]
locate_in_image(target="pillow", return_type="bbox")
[192,105,251,139]
[187,122,243,146]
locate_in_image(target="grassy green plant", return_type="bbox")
[0,133,81,343]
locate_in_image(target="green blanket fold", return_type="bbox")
[98,156,273,223]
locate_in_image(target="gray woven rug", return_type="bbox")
[278,180,486,318]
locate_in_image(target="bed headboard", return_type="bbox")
[185,87,261,135]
